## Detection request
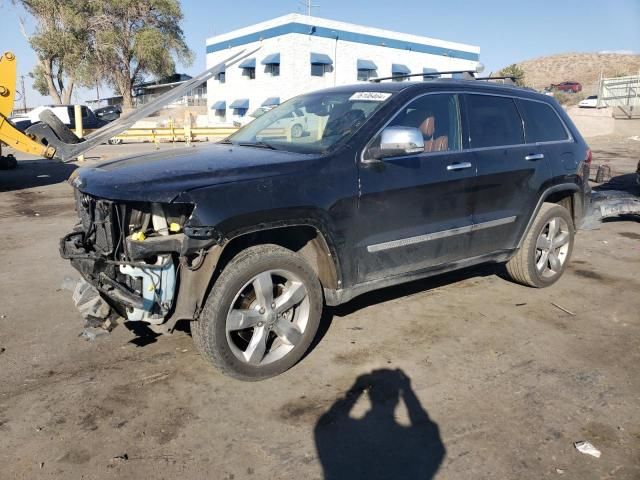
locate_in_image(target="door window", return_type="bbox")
[375,93,462,154]
[516,99,569,143]
[467,94,524,148]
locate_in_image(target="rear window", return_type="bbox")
[516,99,569,143]
[467,94,524,148]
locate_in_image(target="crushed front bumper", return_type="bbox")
[60,230,178,325]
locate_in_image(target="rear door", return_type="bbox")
[465,93,551,257]
[356,92,476,282]
[515,98,574,179]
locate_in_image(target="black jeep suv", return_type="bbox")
[61,79,591,380]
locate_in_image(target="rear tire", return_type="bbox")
[192,244,323,381]
[505,203,574,288]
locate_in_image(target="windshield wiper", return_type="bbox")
[237,141,278,150]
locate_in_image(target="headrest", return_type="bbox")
[420,116,435,137]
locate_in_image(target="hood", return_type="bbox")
[71,144,314,202]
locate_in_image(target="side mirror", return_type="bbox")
[366,126,425,161]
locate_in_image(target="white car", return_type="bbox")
[244,108,311,138]
[578,95,599,108]
[20,105,106,129]
[232,106,276,127]
[269,109,308,138]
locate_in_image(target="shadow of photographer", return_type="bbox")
[314,368,445,480]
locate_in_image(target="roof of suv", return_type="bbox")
[320,78,548,102]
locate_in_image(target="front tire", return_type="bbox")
[108,138,122,145]
[192,244,323,381]
[505,203,574,288]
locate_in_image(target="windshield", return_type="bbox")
[227,91,393,154]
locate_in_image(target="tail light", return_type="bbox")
[585,148,592,166]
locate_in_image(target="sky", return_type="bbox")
[0,0,638,108]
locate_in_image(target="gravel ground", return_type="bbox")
[0,137,639,479]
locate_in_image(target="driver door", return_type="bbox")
[355,93,476,283]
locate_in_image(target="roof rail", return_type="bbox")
[370,69,478,83]
[370,67,524,87]
[475,75,520,85]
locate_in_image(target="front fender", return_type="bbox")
[176,179,348,286]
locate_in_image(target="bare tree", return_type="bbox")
[89,0,192,109]
[17,0,94,104]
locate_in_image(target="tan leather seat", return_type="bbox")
[420,116,436,152]
[419,115,448,152]
[434,135,448,151]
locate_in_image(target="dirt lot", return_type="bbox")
[1,138,639,479]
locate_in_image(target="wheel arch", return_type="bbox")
[172,223,341,323]
[517,184,581,249]
[217,223,340,290]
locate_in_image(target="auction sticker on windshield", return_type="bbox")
[349,92,392,102]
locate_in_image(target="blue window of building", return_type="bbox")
[239,58,256,79]
[357,59,378,81]
[212,101,226,121]
[392,63,411,82]
[423,68,440,80]
[230,99,249,117]
[310,52,333,77]
[262,53,280,77]
[216,71,225,83]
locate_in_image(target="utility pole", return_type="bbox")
[19,75,26,111]
[299,0,319,16]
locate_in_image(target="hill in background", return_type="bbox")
[498,52,640,93]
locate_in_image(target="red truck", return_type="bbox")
[550,81,582,93]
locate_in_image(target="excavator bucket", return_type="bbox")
[1,47,260,162]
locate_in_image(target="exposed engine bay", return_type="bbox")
[60,189,214,332]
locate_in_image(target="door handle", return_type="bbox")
[525,153,545,161]
[447,162,472,171]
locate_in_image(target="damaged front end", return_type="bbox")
[61,190,212,332]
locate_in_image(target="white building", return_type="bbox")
[206,13,480,124]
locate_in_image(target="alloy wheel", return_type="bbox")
[225,269,310,366]
[535,217,571,278]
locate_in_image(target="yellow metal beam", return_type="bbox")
[106,126,295,142]
[0,51,55,158]
[0,51,16,116]
[111,126,240,139]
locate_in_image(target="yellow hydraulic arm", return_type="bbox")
[0,48,258,162]
[0,51,56,158]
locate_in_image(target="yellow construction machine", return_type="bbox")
[0,47,258,165]
[0,51,56,168]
